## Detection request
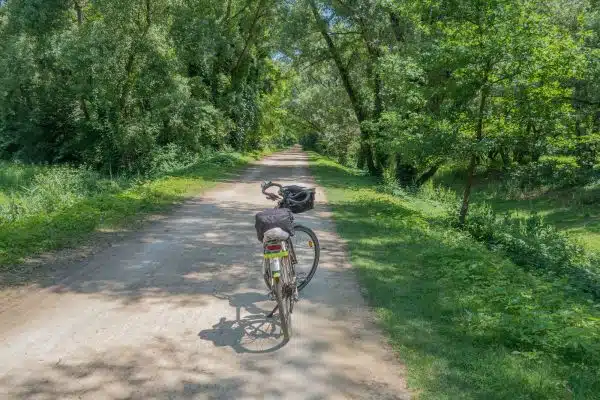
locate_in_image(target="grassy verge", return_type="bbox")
[309,153,600,400]
[0,151,266,268]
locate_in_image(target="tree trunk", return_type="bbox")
[375,150,388,174]
[395,155,417,186]
[118,51,137,118]
[500,149,510,171]
[366,43,385,174]
[231,0,266,80]
[416,162,442,187]
[211,49,222,104]
[74,0,84,25]
[458,154,477,225]
[360,142,376,173]
[73,1,90,120]
[118,0,152,120]
[388,12,404,43]
[79,98,90,120]
[357,150,366,169]
[225,0,232,20]
[308,1,361,118]
[459,85,488,225]
[358,11,385,175]
[308,0,376,175]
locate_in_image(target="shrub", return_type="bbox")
[417,179,460,208]
[0,165,110,224]
[0,161,43,192]
[510,155,584,189]
[455,204,600,299]
[379,165,408,197]
[0,149,252,225]
[145,143,200,178]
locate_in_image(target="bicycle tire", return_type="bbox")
[274,277,291,340]
[289,224,320,292]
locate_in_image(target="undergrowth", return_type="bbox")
[0,149,267,267]
[309,153,600,399]
[388,175,600,301]
[431,163,600,252]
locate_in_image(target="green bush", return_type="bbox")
[379,165,409,197]
[0,149,253,226]
[145,144,202,178]
[0,150,261,266]
[299,132,320,152]
[0,161,44,192]
[0,166,107,224]
[417,179,460,207]
[457,204,600,299]
[510,155,584,189]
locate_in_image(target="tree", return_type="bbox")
[0,0,286,171]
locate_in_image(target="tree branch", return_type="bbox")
[308,0,365,122]
[564,97,600,106]
[333,0,355,14]
[298,55,332,72]
[231,0,267,77]
[330,31,361,36]
[289,113,325,134]
[223,0,253,23]
[73,0,84,25]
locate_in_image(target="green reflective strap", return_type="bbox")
[264,251,289,259]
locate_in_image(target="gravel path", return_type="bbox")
[0,148,409,400]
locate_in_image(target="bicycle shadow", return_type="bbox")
[198,291,288,353]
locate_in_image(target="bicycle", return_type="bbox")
[255,181,321,340]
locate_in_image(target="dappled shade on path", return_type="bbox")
[0,149,409,399]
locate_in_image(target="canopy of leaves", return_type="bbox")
[0,0,291,173]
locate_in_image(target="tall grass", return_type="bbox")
[0,148,266,267]
[0,165,119,224]
[0,161,44,194]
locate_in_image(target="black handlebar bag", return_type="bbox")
[281,189,315,214]
[255,208,295,242]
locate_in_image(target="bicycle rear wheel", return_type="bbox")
[274,255,294,340]
[288,224,320,292]
[274,277,291,340]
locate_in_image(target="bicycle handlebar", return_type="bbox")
[261,181,282,195]
[261,181,314,204]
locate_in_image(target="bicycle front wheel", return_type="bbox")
[289,224,320,292]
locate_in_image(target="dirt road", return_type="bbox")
[0,149,409,399]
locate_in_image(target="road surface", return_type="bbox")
[0,148,409,399]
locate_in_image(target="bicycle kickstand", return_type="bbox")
[267,304,279,318]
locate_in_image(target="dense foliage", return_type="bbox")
[284,0,600,223]
[0,150,263,266]
[0,0,293,173]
